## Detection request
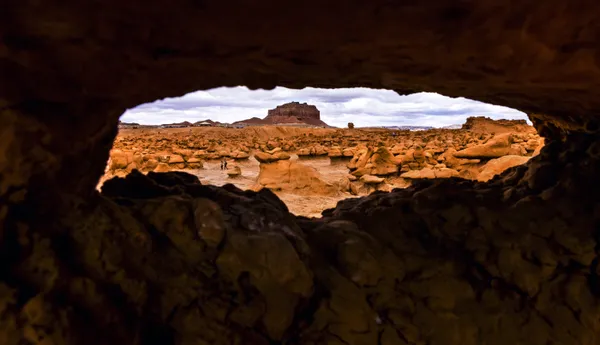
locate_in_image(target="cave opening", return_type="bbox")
[3,1,600,344]
[101,86,541,218]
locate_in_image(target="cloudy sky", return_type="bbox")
[121,86,529,128]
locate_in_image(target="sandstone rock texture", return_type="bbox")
[461,116,534,134]
[257,160,339,195]
[235,102,329,127]
[2,2,600,345]
[265,102,328,127]
[101,117,542,187]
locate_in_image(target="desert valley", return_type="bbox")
[101,102,543,217]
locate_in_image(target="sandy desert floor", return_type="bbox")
[102,118,542,217]
[186,155,356,218]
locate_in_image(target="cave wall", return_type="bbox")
[3,0,600,197]
[1,1,600,344]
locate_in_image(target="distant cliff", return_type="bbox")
[235,102,329,127]
[462,116,534,133]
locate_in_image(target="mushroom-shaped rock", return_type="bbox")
[342,148,356,157]
[109,149,132,170]
[272,151,291,161]
[389,144,404,155]
[310,145,328,156]
[454,133,524,159]
[525,139,541,151]
[257,160,338,195]
[477,155,531,182]
[168,154,185,164]
[348,148,373,170]
[145,158,159,171]
[253,151,273,163]
[168,154,186,169]
[266,147,282,154]
[368,147,399,175]
[227,165,242,177]
[433,168,460,178]
[186,157,204,169]
[401,168,436,179]
[174,149,194,160]
[350,167,372,177]
[154,163,171,173]
[360,174,385,184]
[438,148,480,169]
[297,148,311,156]
[328,147,343,157]
[231,150,250,159]
[254,151,289,163]
[217,150,231,158]
[192,150,207,159]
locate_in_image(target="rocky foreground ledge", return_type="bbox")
[3,133,598,345]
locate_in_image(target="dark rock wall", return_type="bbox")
[3,0,600,198]
[2,136,599,344]
[2,1,600,344]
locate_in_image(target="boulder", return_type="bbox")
[186,157,204,169]
[389,144,404,155]
[454,133,524,159]
[272,151,291,161]
[310,145,328,156]
[368,147,398,175]
[437,148,480,168]
[253,151,289,163]
[168,154,185,164]
[109,149,131,170]
[433,168,460,178]
[266,147,282,154]
[350,167,372,177]
[360,174,385,184]
[401,168,436,179]
[400,167,459,179]
[153,163,170,173]
[342,148,356,157]
[227,165,242,177]
[477,155,531,182]
[328,147,343,157]
[257,160,338,195]
[145,158,159,171]
[297,148,311,156]
[348,148,372,170]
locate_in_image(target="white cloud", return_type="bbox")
[121,86,529,127]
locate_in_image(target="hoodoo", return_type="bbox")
[2,1,600,345]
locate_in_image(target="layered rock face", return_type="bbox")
[265,102,328,127]
[461,116,533,133]
[234,102,329,127]
[2,2,600,345]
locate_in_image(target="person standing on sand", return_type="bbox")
[223,159,228,170]
[220,160,223,170]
